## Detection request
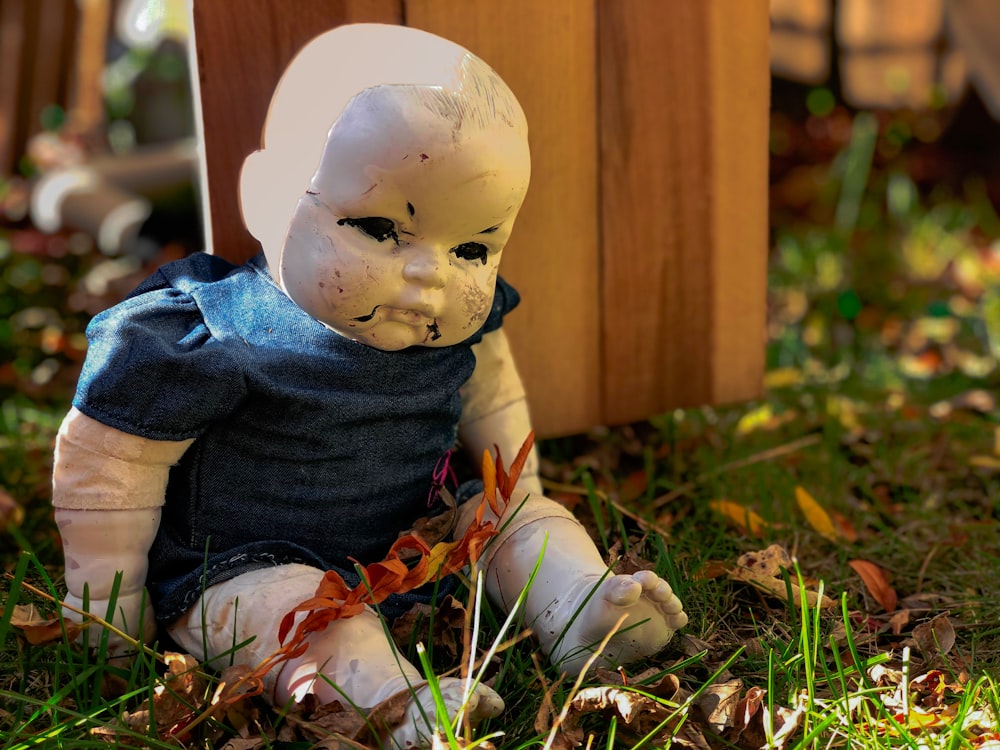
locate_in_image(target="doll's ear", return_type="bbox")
[239,149,299,273]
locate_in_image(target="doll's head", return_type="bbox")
[239,24,530,350]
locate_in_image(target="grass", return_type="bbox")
[2,100,1000,746]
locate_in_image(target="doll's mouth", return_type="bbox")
[351,306,381,322]
[352,305,438,331]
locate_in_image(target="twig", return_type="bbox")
[651,432,822,509]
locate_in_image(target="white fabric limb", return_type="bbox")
[459,329,541,495]
[56,506,160,650]
[459,493,687,677]
[52,407,192,510]
[170,564,503,747]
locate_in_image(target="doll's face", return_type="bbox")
[278,87,530,350]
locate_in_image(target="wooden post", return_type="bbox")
[190,0,769,436]
[406,0,603,433]
[598,0,770,422]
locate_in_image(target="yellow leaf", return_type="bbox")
[425,540,461,581]
[709,500,768,537]
[794,486,838,542]
[763,367,802,389]
[970,455,1000,471]
[735,404,774,435]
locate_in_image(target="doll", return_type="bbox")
[52,23,687,748]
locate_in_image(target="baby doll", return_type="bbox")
[52,23,687,748]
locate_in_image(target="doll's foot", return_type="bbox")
[543,570,687,677]
[379,676,504,749]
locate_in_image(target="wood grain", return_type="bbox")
[191,0,402,264]
[406,0,602,436]
[598,0,768,422]
[0,0,29,175]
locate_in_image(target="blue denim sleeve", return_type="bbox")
[73,286,248,441]
[480,276,521,335]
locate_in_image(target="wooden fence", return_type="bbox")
[191,0,769,437]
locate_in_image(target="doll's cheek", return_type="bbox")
[460,278,492,328]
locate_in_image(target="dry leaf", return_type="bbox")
[969,455,1000,471]
[794,486,838,542]
[912,614,957,658]
[723,687,805,750]
[848,559,898,612]
[830,510,859,542]
[390,595,466,661]
[401,487,458,549]
[728,545,836,609]
[888,609,911,636]
[121,652,205,739]
[10,603,84,645]
[709,500,769,537]
[0,488,24,531]
[693,677,743,732]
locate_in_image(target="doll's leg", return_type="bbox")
[168,563,503,748]
[461,494,687,677]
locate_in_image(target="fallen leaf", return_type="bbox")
[401,487,458,549]
[692,560,730,580]
[794,486,838,541]
[560,684,706,747]
[830,510,859,542]
[912,614,957,658]
[969,455,1000,471]
[390,595,466,662]
[728,545,836,609]
[0,488,24,531]
[9,603,84,645]
[120,652,204,740]
[849,559,898,612]
[888,609,911,635]
[709,500,769,537]
[693,677,743,732]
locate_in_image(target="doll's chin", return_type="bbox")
[333,320,447,351]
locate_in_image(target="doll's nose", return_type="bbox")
[402,246,448,288]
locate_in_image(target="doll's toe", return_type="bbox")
[665,609,688,631]
[604,575,643,607]
[466,684,505,721]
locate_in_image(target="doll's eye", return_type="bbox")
[450,242,489,265]
[337,216,399,244]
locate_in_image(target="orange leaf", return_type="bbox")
[709,500,769,537]
[831,510,859,543]
[506,431,536,497]
[482,449,498,515]
[794,486,838,542]
[849,559,898,612]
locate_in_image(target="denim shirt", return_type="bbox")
[73,253,519,623]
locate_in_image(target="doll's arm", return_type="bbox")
[458,331,686,676]
[459,329,542,496]
[53,407,192,652]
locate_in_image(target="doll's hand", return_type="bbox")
[543,570,687,678]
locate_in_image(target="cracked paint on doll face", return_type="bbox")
[278,86,530,351]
